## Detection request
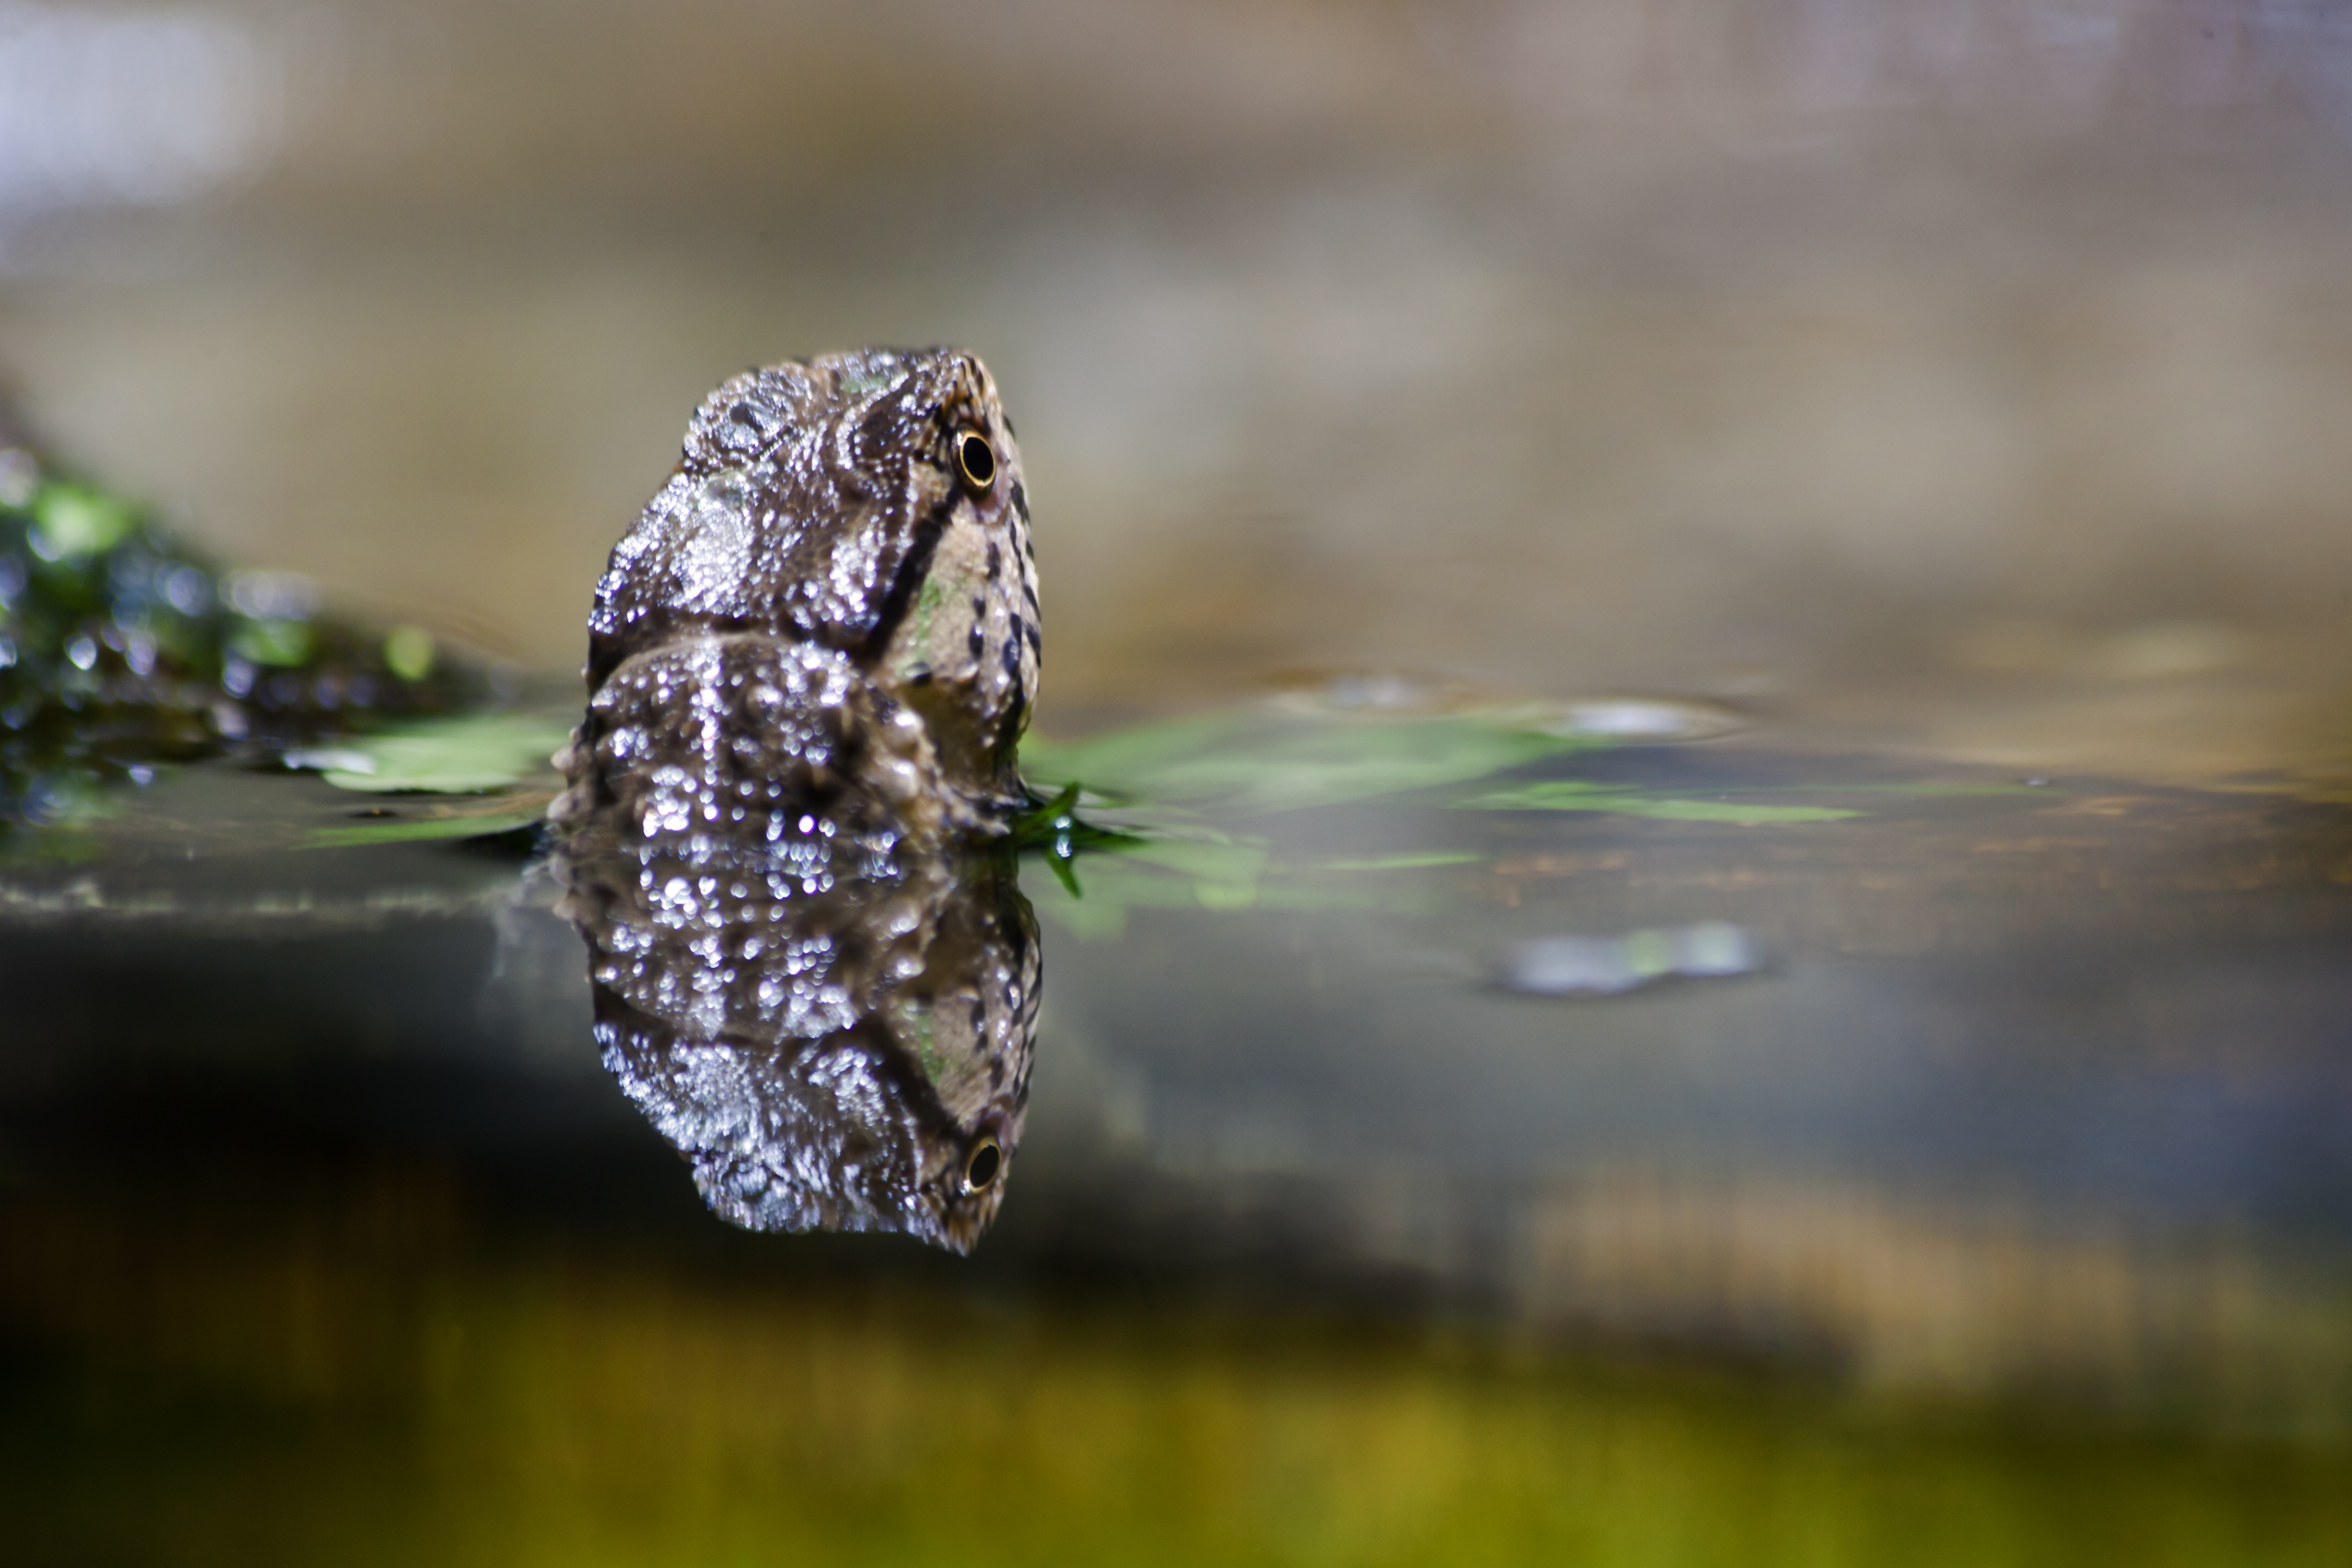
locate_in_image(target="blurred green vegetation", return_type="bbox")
[2,1193,2346,1568]
[0,443,477,825]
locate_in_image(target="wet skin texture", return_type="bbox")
[575,346,1039,830]
[553,348,1041,1253]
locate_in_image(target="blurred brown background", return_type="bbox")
[7,0,2352,785]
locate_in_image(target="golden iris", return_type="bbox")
[955,431,996,490]
[963,1136,1002,1193]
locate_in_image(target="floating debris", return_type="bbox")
[1263,671,1747,743]
[1261,669,1493,718]
[1495,922,1761,998]
[1534,696,1746,743]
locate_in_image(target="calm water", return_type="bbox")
[7,1,2352,1561]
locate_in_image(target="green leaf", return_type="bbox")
[306,713,573,795]
[1461,781,1860,824]
[1020,711,1256,797]
[1024,710,1593,817]
[303,809,544,849]
[1732,782,2054,797]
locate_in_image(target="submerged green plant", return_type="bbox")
[1008,781,1147,897]
[1459,780,1861,824]
[1012,705,2054,935]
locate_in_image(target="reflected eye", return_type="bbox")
[955,430,996,490]
[962,1136,1002,1194]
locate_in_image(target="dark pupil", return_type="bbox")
[965,1142,1001,1190]
[959,433,996,487]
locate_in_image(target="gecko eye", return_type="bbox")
[962,1136,1002,1194]
[955,431,996,491]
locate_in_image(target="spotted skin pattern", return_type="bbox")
[579,346,1038,822]
[552,348,1040,1253]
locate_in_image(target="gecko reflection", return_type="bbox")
[549,347,1044,1252]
